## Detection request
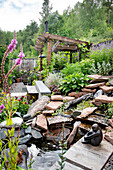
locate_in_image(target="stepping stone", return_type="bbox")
[46,101,63,111]
[79,107,97,118]
[63,96,75,101]
[85,82,105,89]
[51,95,63,101]
[47,115,73,125]
[42,110,54,115]
[68,92,77,97]
[36,114,48,131]
[81,88,96,93]
[74,92,87,98]
[95,95,113,103]
[100,85,113,92]
[88,75,102,79]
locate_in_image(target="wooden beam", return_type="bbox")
[52,40,60,52]
[47,38,52,66]
[42,33,88,45]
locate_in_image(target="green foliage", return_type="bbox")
[89,47,113,75]
[59,72,90,95]
[57,124,67,170]
[105,102,113,119]
[76,100,94,110]
[15,96,30,116]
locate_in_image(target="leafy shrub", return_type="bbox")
[88,47,113,75]
[61,63,81,76]
[59,72,90,95]
[45,73,62,93]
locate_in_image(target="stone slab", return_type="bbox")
[42,110,54,115]
[46,101,63,111]
[36,114,48,131]
[35,80,51,94]
[81,88,97,93]
[100,85,113,92]
[95,95,113,103]
[26,86,38,94]
[64,137,113,170]
[88,75,102,79]
[51,95,63,101]
[63,96,75,101]
[77,114,108,126]
[80,107,97,118]
[85,82,105,89]
[11,92,27,98]
[47,115,73,125]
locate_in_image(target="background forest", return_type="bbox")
[0,0,113,59]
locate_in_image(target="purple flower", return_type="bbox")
[18,52,25,58]
[8,38,18,53]
[0,104,5,114]
[16,58,22,65]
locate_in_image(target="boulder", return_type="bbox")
[31,129,42,139]
[94,90,103,98]
[27,96,50,117]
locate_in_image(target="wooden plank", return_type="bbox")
[64,137,113,170]
[42,33,89,45]
[52,40,60,52]
[35,81,51,94]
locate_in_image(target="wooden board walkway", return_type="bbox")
[50,137,113,170]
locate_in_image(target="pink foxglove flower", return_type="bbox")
[0,104,5,114]
[8,39,18,53]
[16,58,22,65]
[18,52,25,58]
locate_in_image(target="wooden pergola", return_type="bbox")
[35,33,92,66]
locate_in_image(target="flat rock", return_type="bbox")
[42,110,54,115]
[104,131,113,145]
[46,101,63,111]
[80,107,97,118]
[31,128,42,139]
[79,122,92,131]
[19,134,32,145]
[36,114,48,131]
[63,96,75,101]
[25,126,32,134]
[88,75,102,79]
[95,95,113,103]
[68,92,77,97]
[51,95,63,101]
[27,96,50,117]
[77,114,108,126]
[0,117,23,128]
[81,88,96,93]
[92,100,102,106]
[108,118,113,128]
[47,115,73,125]
[90,76,109,83]
[45,128,70,143]
[85,82,105,89]
[100,85,113,92]
[74,92,88,98]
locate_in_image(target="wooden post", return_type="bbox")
[47,38,52,66]
[70,52,72,63]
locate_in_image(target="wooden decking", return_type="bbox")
[50,137,113,170]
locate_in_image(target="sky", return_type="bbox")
[0,0,83,32]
